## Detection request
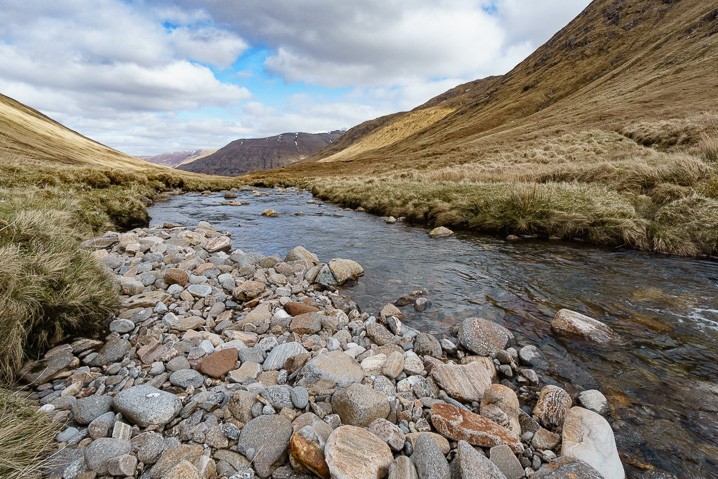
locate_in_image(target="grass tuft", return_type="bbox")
[0,205,118,382]
[0,388,58,479]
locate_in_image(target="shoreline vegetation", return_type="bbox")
[246,117,718,258]
[0,152,241,478]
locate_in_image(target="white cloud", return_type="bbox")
[0,0,592,155]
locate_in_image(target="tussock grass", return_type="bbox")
[0,388,57,479]
[252,120,718,257]
[0,152,241,383]
[0,204,118,382]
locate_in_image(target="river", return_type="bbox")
[149,187,718,478]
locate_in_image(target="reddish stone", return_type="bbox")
[197,348,237,378]
[164,268,189,286]
[430,402,524,453]
[285,302,320,316]
[290,312,322,335]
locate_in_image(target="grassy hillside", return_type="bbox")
[250,0,718,256]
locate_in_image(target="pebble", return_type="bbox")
[16,222,624,479]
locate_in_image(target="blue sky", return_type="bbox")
[0,0,591,155]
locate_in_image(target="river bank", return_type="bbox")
[20,220,625,479]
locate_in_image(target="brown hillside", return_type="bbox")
[299,0,717,170]
[0,93,152,169]
[250,0,718,257]
[178,131,343,176]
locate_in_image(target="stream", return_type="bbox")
[149,187,718,478]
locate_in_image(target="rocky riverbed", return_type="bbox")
[21,220,626,479]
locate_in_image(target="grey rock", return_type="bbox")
[291,386,309,409]
[106,454,138,476]
[109,318,135,334]
[166,356,191,372]
[57,426,81,443]
[131,431,165,465]
[20,352,76,384]
[366,323,395,346]
[578,389,609,415]
[71,395,113,425]
[533,456,604,478]
[414,333,442,358]
[300,350,364,387]
[331,383,390,427]
[84,438,131,475]
[458,318,513,356]
[389,456,418,479]
[239,347,265,364]
[263,341,308,371]
[454,441,507,479]
[169,368,205,388]
[237,415,292,478]
[368,418,406,451]
[88,338,131,366]
[113,384,182,427]
[413,433,450,479]
[261,385,294,410]
[88,411,115,439]
[187,284,213,298]
[489,444,524,479]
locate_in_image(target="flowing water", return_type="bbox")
[149,188,718,478]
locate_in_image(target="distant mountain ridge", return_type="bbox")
[177,131,343,176]
[141,149,216,167]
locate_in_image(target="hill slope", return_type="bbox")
[0,93,151,169]
[251,0,718,257]
[178,131,343,176]
[303,0,717,168]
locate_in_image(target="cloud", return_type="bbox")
[0,0,592,155]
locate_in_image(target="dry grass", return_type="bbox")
[0,388,57,479]
[0,150,241,384]
[249,1,718,257]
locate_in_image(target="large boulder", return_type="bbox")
[300,350,364,388]
[458,318,513,356]
[331,383,390,427]
[328,258,364,284]
[533,385,572,430]
[551,309,613,343]
[430,403,523,453]
[236,415,293,478]
[561,407,625,479]
[325,426,393,479]
[480,384,521,435]
[430,358,495,403]
[533,456,605,478]
[113,385,181,427]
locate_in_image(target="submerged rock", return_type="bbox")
[551,309,613,343]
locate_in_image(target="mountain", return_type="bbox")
[0,93,151,169]
[177,131,344,176]
[141,149,217,168]
[249,0,718,257]
[302,0,717,167]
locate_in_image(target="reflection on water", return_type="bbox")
[149,188,718,478]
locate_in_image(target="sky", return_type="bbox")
[0,1,592,156]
